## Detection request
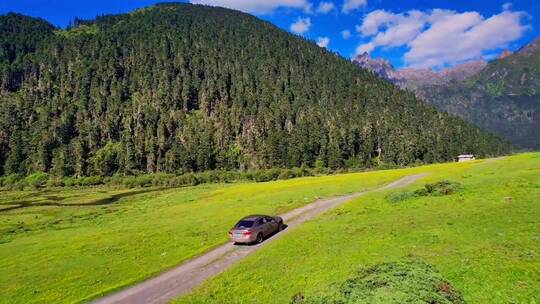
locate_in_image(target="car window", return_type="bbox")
[265,217,273,222]
[235,220,254,228]
[257,218,265,225]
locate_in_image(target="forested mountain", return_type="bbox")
[353,41,540,149]
[418,40,540,149]
[0,3,509,177]
[0,13,56,92]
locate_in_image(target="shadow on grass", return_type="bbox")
[0,188,168,213]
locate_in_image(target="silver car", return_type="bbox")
[229,215,285,244]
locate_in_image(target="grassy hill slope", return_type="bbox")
[177,153,540,304]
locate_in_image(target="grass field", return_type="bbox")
[175,153,540,303]
[1,164,423,304]
[1,154,538,303]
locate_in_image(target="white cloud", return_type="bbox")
[371,10,427,47]
[406,10,527,67]
[343,0,367,13]
[290,17,312,34]
[355,7,527,68]
[190,0,311,14]
[356,10,400,36]
[317,1,335,13]
[317,36,330,48]
[356,42,374,54]
[341,29,351,40]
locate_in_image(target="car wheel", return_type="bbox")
[256,233,263,244]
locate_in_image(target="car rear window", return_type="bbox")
[235,220,254,228]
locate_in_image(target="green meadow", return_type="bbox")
[176,153,540,303]
[1,153,538,303]
[1,164,417,303]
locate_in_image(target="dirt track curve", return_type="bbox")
[93,173,428,304]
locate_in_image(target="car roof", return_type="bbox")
[240,215,268,221]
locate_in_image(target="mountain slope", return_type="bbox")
[353,42,540,150]
[0,4,509,177]
[0,13,55,91]
[419,39,540,149]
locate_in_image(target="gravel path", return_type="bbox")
[93,173,428,304]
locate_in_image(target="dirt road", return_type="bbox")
[93,173,427,304]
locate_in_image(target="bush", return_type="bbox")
[24,172,49,189]
[387,180,463,203]
[300,261,464,304]
[151,173,176,187]
[133,175,154,187]
[79,176,104,186]
[63,176,104,187]
[251,170,270,182]
[419,180,463,196]
[173,173,199,186]
[46,178,64,187]
[62,177,76,187]
[278,169,293,180]
[0,166,318,190]
[3,174,23,187]
[91,142,122,176]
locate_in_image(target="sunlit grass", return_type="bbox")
[1,162,444,303]
[176,153,540,304]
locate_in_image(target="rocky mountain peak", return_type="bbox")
[516,37,540,57]
[498,49,513,59]
[352,52,396,80]
[352,53,486,89]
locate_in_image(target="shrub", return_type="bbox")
[46,178,64,187]
[24,172,49,189]
[196,171,210,184]
[103,175,124,186]
[62,177,77,187]
[174,173,199,186]
[251,170,271,182]
[77,176,104,186]
[0,166,319,190]
[387,180,463,203]
[151,173,175,187]
[91,142,122,176]
[419,180,463,196]
[267,168,282,181]
[12,181,26,191]
[278,169,293,180]
[314,158,325,173]
[133,175,154,187]
[3,174,23,187]
[300,261,464,304]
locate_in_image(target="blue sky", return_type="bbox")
[1,0,539,69]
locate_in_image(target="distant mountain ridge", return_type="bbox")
[353,39,540,149]
[352,52,487,89]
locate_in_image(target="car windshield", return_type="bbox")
[235,220,254,228]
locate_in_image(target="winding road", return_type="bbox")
[93,173,427,304]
